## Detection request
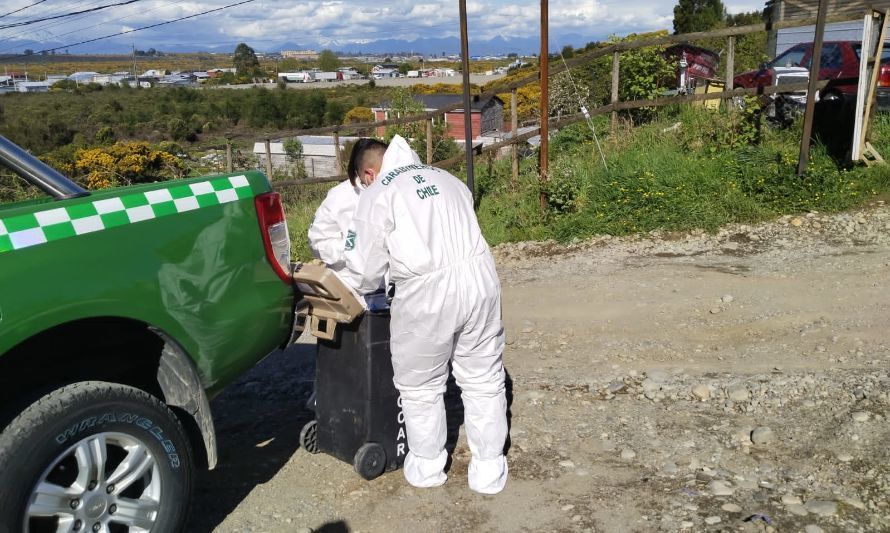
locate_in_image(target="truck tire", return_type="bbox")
[0,381,193,533]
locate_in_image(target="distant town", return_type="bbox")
[0,49,529,93]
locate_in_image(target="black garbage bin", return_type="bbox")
[299,309,409,480]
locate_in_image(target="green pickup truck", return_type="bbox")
[0,135,296,532]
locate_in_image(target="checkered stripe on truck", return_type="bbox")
[0,175,253,254]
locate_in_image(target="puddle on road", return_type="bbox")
[693,264,752,275]
[827,249,878,257]
[653,251,706,258]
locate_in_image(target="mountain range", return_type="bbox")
[7,33,604,57]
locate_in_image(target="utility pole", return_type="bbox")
[539,0,549,211]
[797,0,829,176]
[132,44,138,88]
[458,0,475,200]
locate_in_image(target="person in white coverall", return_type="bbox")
[307,139,389,272]
[338,135,509,494]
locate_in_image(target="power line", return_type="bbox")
[0,0,165,49]
[0,0,49,20]
[3,0,259,56]
[0,0,127,48]
[1,15,461,55]
[0,0,144,30]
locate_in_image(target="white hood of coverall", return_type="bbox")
[378,135,421,176]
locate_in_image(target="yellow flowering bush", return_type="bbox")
[73,142,185,190]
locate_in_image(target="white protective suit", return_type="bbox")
[307,179,363,273]
[340,136,508,494]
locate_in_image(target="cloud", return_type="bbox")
[0,0,766,53]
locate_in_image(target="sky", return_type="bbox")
[0,0,769,54]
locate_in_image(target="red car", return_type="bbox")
[734,41,890,108]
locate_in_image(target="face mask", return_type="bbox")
[355,180,367,192]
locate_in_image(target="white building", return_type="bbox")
[253,135,360,178]
[68,71,100,83]
[372,68,399,79]
[337,67,362,80]
[15,81,50,93]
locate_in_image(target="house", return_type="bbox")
[664,44,720,93]
[15,81,50,93]
[766,0,890,22]
[371,64,401,78]
[338,67,362,80]
[207,68,236,78]
[372,68,399,79]
[371,94,505,141]
[765,0,890,54]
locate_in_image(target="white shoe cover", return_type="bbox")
[468,455,508,494]
[403,449,448,488]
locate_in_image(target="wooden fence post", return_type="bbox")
[798,0,829,176]
[333,130,342,173]
[511,89,519,187]
[611,51,620,135]
[539,0,549,212]
[264,138,273,178]
[725,35,735,104]
[426,120,433,164]
[225,139,233,172]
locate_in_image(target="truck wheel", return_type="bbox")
[353,443,386,480]
[0,381,193,533]
[299,420,319,454]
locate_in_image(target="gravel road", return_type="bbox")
[189,203,890,533]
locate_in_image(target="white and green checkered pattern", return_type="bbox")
[0,175,252,254]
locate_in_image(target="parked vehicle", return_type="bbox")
[314,71,342,82]
[278,71,315,83]
[0,135,296,532]
[734,41,890,110]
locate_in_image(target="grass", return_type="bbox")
[274,104,890,261]
[472,105,890,247]
[280,181,334,261]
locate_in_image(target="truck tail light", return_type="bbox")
[879,64,890,88]
[255,192,292,283]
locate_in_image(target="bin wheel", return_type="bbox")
[299,420,319,454]
[353,442,386,480]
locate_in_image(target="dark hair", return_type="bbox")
[347,138,388,185]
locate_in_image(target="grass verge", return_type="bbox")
[283,105,890,260]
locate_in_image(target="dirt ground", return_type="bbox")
[188,204,890,533]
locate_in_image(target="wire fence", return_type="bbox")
[220,12,876,190]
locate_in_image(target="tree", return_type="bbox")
[726,10,764,26]
[673,0,726,35]
[23,49,34,56]
[233,43,260,76]
[318,49,340,71]
[283,138,307,178]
